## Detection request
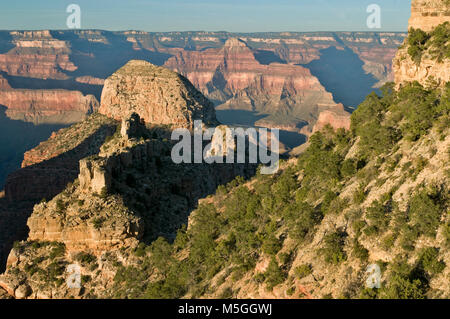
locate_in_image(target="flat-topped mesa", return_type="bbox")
[99,60,218,129]
[409,0,450,32]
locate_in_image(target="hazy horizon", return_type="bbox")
[0,28,409,33]
[0,0,411,32]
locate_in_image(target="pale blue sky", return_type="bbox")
[0,0,411,32]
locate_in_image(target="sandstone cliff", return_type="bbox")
[0,75,11,89]
[99,60,218,128]
[409,0,450,32]
[393,0,450,87]
[0,31,76,80]
[312,105,351,133]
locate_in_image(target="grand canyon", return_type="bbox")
[0,0,448,300]
[0,30,406,187]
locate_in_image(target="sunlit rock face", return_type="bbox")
[393,0,450,87]
[99,60,218,129]
[409,0,450,32]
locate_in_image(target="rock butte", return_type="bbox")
[99,60,218,128]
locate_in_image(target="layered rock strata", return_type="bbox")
[0,89,99,124]
[99,60,218,128]
[409,0,450,32]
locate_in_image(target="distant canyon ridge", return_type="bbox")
[0,30,406,187]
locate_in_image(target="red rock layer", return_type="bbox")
[164,38,342,130]
[0,31,76,79]
[0,53,75,80]
[409,0,450,31]
[0,90,99,124]
[0,75,11,89]
[164,38,335,108]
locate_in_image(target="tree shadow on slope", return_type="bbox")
[302,46,378,110]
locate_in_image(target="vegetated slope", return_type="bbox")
[8,81,445,299]
[394,22,450,87]
[103,81,449,299]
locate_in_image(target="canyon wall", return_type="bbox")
[164,38,340,131]
[0,30,404,133]
[393,0,450,87]
[0,89,99,125]
[409,0,450,31]
[0,31,76,79]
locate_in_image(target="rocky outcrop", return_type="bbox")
[27,191,144,252]
[99,60,218,128]
[312,104,352,133]
[393,49,450,87]
[0,31,76,80]
[409,0,450,32]
[0,89,99,124]
[24,112,256,254]
[393,1,450,87]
